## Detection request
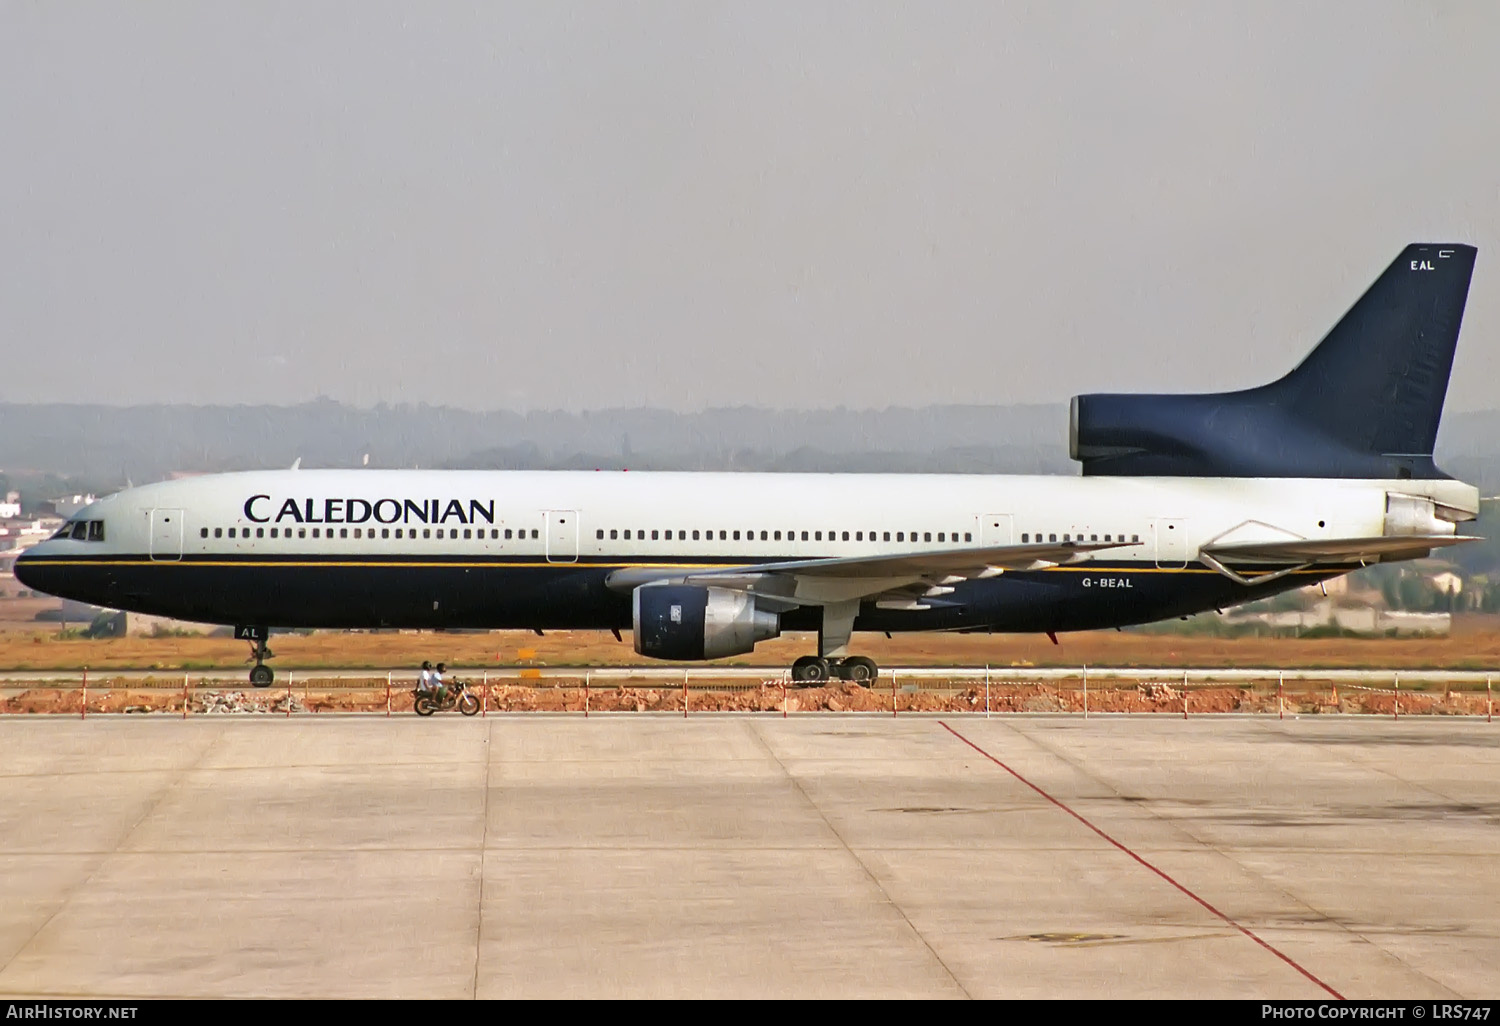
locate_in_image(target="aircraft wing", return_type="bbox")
[604,540,1130,610]
[1202,534,1478,565]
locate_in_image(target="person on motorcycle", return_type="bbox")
[432,662,447,705]
[417,661,434,694]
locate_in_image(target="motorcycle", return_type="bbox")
[412,677,481,717]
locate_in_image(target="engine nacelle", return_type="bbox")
[633,585,781,660]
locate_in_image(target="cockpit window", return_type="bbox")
[52,519,106,542]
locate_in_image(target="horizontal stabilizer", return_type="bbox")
[1203,534,1477,565]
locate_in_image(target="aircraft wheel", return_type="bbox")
[791,656,829,684]
[249,664,274,688]
[841,657,878,685]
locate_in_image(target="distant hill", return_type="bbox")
[3,400,1500,496]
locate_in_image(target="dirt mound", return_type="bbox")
[2,682,1493,716]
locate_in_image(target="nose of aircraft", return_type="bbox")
[13,545,59,598]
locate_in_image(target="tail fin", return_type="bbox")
[1070,244,1477,479]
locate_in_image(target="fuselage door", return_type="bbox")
[149,508,184,562]
[981,514,1013,547]
[544,509,579,563]
[1154,518,1188,569]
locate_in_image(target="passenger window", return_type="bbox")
[532,529,539,539]
[201,528,209,538]
[842,531,849,541]
[964,532,972,542]
[800,531,808,541]
[463,529,471,539]
[937,532,945,542]
[436,529,444,539]
[423,529,431,539]
[1091,534,1098,542]
[719,530,727,540]
[228,528,237,538]
[733,530,741,541]
[856,531,863,541]
[256,527,264,538]
[270,528,278,538]
[214,528,223,538]
[1022,533,1029,543]
[608,529,616,540]
[692,530,700,541]
[760,530,768,541]
[651,530,659,540]
[1132,534,1140,543]
[340,528,349,539]
[298,528,306,539]
[815,531,822,541]
[896,532,904,542]
[312,528,320,538]
[504,529,512,539]
[774,531,781,541]
[395,528,403,539]
[382,528,390,539]
[1049,533,1057,542]
[884,532,892,541]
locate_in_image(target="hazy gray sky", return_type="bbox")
[3,2,1498,412]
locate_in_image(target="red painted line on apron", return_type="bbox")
[939,721,1344,1000]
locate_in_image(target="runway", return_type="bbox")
[0,716,1495,998]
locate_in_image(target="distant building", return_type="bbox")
[1431,571,1463,595]
[0,501,19,519]
[50,494,97,518]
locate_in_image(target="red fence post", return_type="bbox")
[286,671,292,718]
[182,673,188,720]
[81,667,87,720]
[584,672,590,719]
[1278,672,1284,721]
[482,670,488,718]
[386,671,391,717]
[683,669,688,718]
[1394,674,1400,721]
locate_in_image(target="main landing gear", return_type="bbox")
[790,601,879,685]
[791,655,879,685]
[235,625,275,688]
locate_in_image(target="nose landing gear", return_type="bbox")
[235,625,275,688]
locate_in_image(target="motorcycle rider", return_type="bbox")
[432,662,447,706]
[417,661,434,695]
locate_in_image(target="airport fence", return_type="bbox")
[0,665,1495,719]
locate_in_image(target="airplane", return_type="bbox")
[15,244,1481,688]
